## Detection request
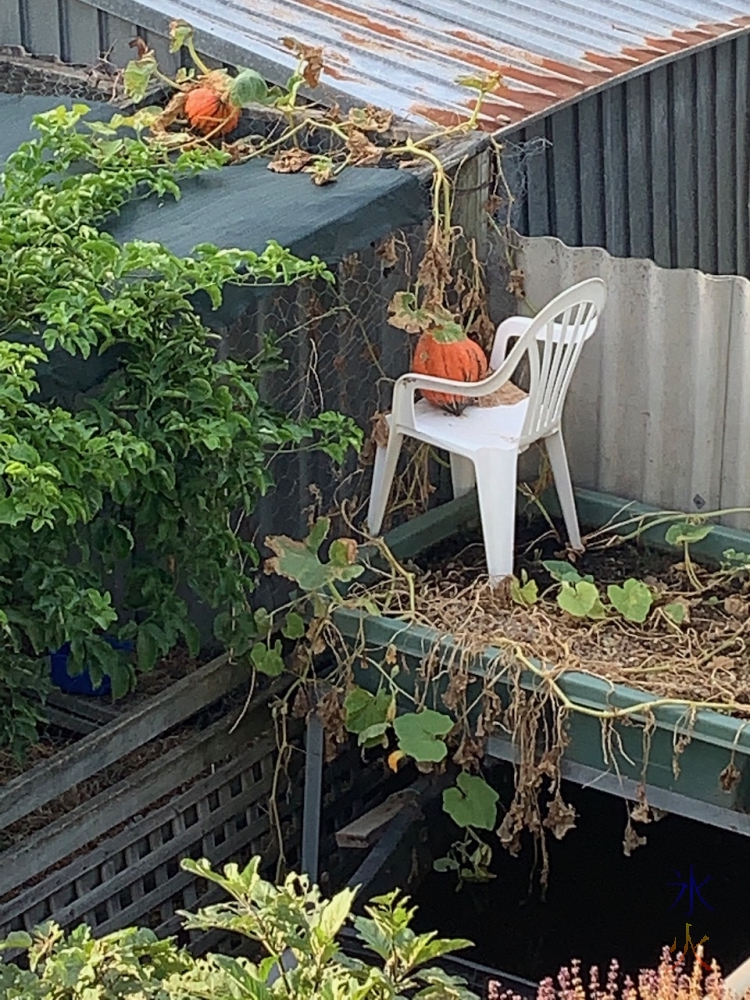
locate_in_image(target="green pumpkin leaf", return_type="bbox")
[169,19,194,52]
[664,602,686,625]
[250,640,284,676]
[722,548,750,568]
[394,709,453,763]
[607,578,653,623]
[587,596,608,620]
[265,523,363,591]
[306,517,330,554]
[433,856,459,872]
[557,580,599,617]
[344,687,393,735]
[281,611,306,639]
[357,721,390,748]
[665,521,713,546]
[510,569,538,607]
[123,54,158,103]
[542,560,583,584]
[442,772,499,831]
[253,607,272,637]
[230,68,269,106]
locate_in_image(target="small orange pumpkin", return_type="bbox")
[184,86,240,136]
[411,322,488,414]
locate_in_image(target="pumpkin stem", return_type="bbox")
[428,321,468,344]
[186,35,211,77]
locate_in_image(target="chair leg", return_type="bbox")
[450,453,476,499]
[474,450,519,587]
[545,430,583,551]
[367,430,404,536]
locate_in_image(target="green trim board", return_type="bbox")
[334,488,750,832]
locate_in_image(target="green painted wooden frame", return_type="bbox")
[333,489,750,830]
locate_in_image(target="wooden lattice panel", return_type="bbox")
[3,736,277,935]
[0,657,291,952]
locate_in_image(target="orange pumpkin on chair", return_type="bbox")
[411,317,489,415]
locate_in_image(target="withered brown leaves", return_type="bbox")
[348,105,393,133]
[281,36,324,89]
[346,130,384,167]
[129,36,150,59]
[268,148,314,174]
[150,90,188,133]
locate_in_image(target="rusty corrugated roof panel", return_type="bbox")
[97,0,750,130]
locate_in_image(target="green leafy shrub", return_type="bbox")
[0,856,480,999]
[0,104,361,755]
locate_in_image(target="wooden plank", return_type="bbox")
[602,84,629,258]
[0,653,239,832]
[523,118,551,236]
[625,74,652,260]
[736,35,750,277]
[549,104,580,247]
[0,695,276,899]
[577,94,605,247]
[64,0,100,65]
[648,65,671,266]
[452,148,491,262]
[696,47,718,273]
[23,0,62,57]
[50,779,274,934]
[0,732,278,930]
[716,39,736,275]
[673,54,697,268]
[335,788,420,849]
[44,705,99,736]
[47,689,118,725]
[0,2,23,46]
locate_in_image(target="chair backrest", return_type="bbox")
[495,278,606,446]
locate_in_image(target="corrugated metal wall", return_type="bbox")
[516,235,750,530]
[1,0,192,74]
[503,33,750,278]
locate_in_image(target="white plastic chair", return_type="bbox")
[367,278,606,585]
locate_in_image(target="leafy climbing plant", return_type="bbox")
[0,104,361,755]
[0,856,481,999]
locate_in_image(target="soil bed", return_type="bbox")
[370,516,750,714]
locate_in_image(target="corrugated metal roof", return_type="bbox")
[91,0,750,130]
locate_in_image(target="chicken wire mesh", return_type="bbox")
[0,47,126,102]
[221,222,449,579]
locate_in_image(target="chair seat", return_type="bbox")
[390,396,530,454]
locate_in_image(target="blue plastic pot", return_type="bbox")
[50,637,134,697]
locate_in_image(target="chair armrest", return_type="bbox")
[391,369,507,427]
